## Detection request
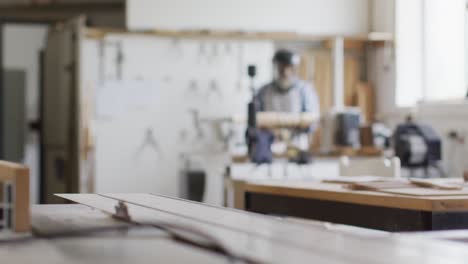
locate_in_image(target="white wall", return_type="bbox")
[366,0,397,119]
[127,0,369,35]
[372,0,395,33]
[82,35,274,200]
[394,0,424,108]
[3,24,48,204]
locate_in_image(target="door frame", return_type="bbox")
[0,18,78,204]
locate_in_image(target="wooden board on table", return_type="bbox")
[53,193,468,263]
[410,178,464,190]
[322,175,392,184]
[54,194,331,264]
[377,188,468,197]
[244,180,468,212]
[346,179,466,193]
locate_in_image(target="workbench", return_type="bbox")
[241,180,468,232]
[225,160,339,209]
[3,193,468,263]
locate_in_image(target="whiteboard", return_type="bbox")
[127,0,369,35]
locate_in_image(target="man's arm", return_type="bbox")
[301,82,320,132]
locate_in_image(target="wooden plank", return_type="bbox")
[313,52,333,113]
[62,193,346,252]
[323,39,366,50]
[55,194,468,264]
[256,112,319,129]
[410,179,464,190]
[14,165,30,233]
[356,82,375,124]
[344,56,360,106]
[56,194,336,264]
[226,179,246,210]
[244,181,468,212]
[0,160,27,181]
[85,27,394,43]
[0,161,30,232]
[320,35,392,49]
[375,188,468,197]
[346,180,465,193]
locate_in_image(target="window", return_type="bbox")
[395,0,466,107]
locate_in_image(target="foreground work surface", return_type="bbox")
[1,194,468,263]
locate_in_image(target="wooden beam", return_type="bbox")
[85,27,394,43]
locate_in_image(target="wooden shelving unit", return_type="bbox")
[85,27,393,45]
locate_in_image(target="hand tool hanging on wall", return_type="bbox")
[206,79,223,99]
[236,42,245,91]
[197,42,207,64]
[166,38,184,59]
[189,109,204,140]
[224,42,232,55]
[115,42,124,80]
[134,127,163,160]
[98,39,105,85]
[100,40,124,82]
[210,43,219,64]
[185,79,200,97]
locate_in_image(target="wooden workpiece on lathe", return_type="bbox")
[256,112,318,129]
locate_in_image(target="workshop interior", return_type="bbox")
[2,0,468,263]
